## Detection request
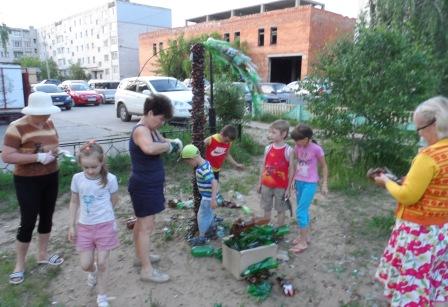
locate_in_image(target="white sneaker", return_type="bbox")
[97,294,109,307]
[140,268,170,283]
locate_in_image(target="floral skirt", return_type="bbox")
[375,219,448,306]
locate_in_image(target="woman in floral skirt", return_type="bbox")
[373,96,448,306]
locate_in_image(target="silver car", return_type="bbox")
[88,80,120,104]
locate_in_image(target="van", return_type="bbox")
[88,80,120,104]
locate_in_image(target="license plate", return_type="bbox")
[88,97,96,102]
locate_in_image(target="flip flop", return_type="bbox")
[37,254,64,266]
[289,243,308,254]
[9,271,24,285]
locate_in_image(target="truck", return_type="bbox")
[0,63,31,124]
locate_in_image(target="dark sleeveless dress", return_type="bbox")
[128,124,165,217]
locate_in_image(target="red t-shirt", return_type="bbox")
[261,144,291,189]
[205,134,231,172]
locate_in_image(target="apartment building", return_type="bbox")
[0,26,39,63]
[139,0,355,83]
[38,0,171,80]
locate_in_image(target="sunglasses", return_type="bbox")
[416,118,436,132]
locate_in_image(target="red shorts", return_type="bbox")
[76,220,119,252]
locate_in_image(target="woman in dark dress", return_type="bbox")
[128,94,182,283]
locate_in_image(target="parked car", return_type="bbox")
[259,82,291,103]
[64,83,102,106]
[88,79,120,104]
[60,79,88,90]
[32,84,73,110]
[233,82,253,112]
[38,79,61,86]
[286,79,331,98]
[115,76,193,122]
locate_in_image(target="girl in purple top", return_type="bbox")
[288,124,328,253]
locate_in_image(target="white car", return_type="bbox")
[114,76,193,122]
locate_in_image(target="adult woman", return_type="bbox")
[128,94,182,283]
[1,92,64,285]
[374,96,448,306]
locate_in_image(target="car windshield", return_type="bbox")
[71,83,89,91]
[149,79,188,92]
[35,85,63,93]
[92,82,119,89]
[234,83,250,94]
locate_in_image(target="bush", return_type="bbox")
[214,80,247,124]
[309,26,439,172]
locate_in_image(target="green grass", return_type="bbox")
[365,214,395,238]
[0,252,59,307]
[0,172,17,214]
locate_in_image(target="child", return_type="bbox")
[204,125,244,180]
[257,120,293,226]
[180,144,218,245]
[68,141,119,307]
[288,124,328,253]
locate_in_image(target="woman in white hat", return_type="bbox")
[1,92,64,285]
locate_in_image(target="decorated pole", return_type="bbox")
[190,43,206,231]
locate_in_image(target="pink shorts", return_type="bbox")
[76,220,120,252]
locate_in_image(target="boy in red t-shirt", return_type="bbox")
[204,125,244,181]
[257,120,292,226]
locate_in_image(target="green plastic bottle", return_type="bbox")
[247,280,272,301]
[274,224,290,237]
[191,245,215,257]
[241,257,279,278]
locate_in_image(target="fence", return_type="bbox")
[0,126,200,173]
[260,103,415,129]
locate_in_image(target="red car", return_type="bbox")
[65,83,102,106]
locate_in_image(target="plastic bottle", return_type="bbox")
[274,225,290,237]
[191,245,215,257]
[241,257,279,278]
[163,227,173,240]
[216,226,226,238]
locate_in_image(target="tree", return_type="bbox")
[0,23,9,52]
[308,26,439,171]
[68,63,87,80]
[156,33,250,82]
[40,58,60,80]
[368,0,448,95]
[15,56,41,67]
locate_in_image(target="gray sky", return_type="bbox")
[0,0,365,29]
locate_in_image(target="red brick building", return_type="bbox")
[139,0,355,83]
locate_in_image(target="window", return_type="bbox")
[234,32,240,41]
[223,33,229,42]
[98,61,102,67]
[25,41,31,47]
[87,57,90,64]
[270,27,277,45]
[153,43,157,56]
[258,28,264,46]
[13,41,22,48]
[103,39,108,47]
[105,68,110,75]
[14,51,24,57]
[136,80,150,93]
[112,65,118,73]
[159,42,163,51]
[35,49,38,54]
[110,36,117,45]
[33,38,36,44]
[104,54,109,61]
[93,56,95,63]
[111,51,118,60]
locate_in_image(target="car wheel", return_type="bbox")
[65,105,72,110]
[118,104,132,122]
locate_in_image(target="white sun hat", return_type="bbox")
[21,92,61,115]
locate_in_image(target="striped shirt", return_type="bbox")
[3,116,59,176]
[195,160,215,199]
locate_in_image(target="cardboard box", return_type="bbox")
[222,240,278,280]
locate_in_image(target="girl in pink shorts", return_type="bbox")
[68,141,119,307]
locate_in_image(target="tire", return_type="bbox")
[65,105,72,110]
[118,104,131,122]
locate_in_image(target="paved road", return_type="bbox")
[1,104,139,148]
